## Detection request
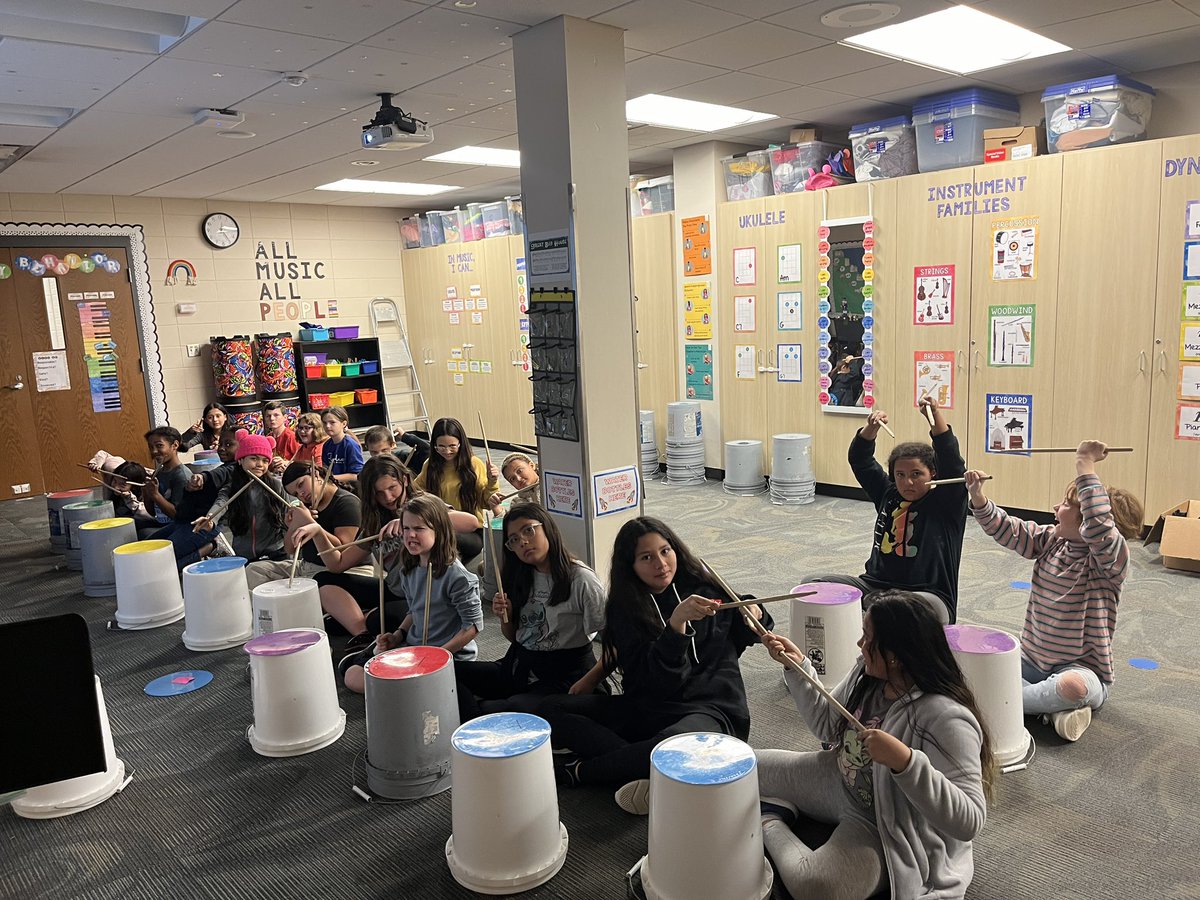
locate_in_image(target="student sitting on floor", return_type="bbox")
[415,417,500,533]
[292,412,327,466]
[263,400,299,474]
[141,427,192,540]
[756,591,992,900]
[192,430,286,563]
[180,402,229,452]
[811,396,966,624]
[454,504,606,722]
[86,451,153,527]
[500,452,542,506]
[965,441,1143,742]
[362,423,432,477]
[321,406,364,487]
[340,494,483,694]
[544,516,770,815]
[156,427,237,568]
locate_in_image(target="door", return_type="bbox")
[0,258,45,499]
[4,246,150,495]
[632,213,678,455]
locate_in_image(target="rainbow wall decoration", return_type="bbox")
[165,259,197,286]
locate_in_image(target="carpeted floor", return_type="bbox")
[2,471,1198,899]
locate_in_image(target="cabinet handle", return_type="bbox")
[957,351,965,372]
[1158,350,1167,374]
[637,351,649,370]
[757,348,764,368]
[767,349,777,367]
[1138,350,1146,374]
[974,350,980,372]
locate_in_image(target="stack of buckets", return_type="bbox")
[723,440,766,496]
[769,433,816,505]
[639,410,660,481]
[665,401,705,486]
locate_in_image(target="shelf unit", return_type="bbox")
[295,337,390,434]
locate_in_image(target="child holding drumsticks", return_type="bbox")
[965,441,1144,742]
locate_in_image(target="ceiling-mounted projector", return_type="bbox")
[361,92,433,149]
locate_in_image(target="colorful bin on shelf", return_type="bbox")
[401,215,422,249]
[481,201,511,237]
[361,360,379,374]
[438,209,464,244]
[302,352,328,365]
[211,335,257,400]
[298,327,329,341]
[420,213,445,247]
[463,203,485,242]
[506,196,524,235]
[354,388,378,404]
[255,333,298,395]
[330,326,359,339]
[305,364,324,378]
[323,362,343,378]
[342,362,362,376]
[309,393,331,410]
[228,401,263,434]
[329,391,355,407]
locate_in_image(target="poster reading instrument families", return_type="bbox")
[992,217,1038,281]
[913,265,954,325]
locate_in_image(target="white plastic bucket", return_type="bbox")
[113,540,185,629]
[945,624,1032,767]
[251,577,324,637]
[244,628,346,757]
[48,489,96,551]
[771,433,815,482]
[64,500,115,570]
[638,732,771,900]
[723,440,764,488]
[666,401,702,444]
[365,646,459,799]
[182,556,253,651]
[446,712,568,894]
[78,517,137,598]
[788,583,864,688]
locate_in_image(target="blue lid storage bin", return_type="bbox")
[911,89,1020,172]
[848,116,917,182]
[1040,75,1154,153]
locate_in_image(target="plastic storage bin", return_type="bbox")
[506,196,524,235]
[421,213,445,247]
[309,393,330,410]
[912,89,1020,172]
[438,209,463,244]
[354,388,378,404]
[849,116,918,181]
[342,362,361,376]
[323,362,343,378]
[722,150,774,201]
[329,391,355,407]
[361,360,379,375]
[303,352,327,365]
[481,201,511,237]
[304,364,324,379]
[330,326,359,339]
[1041,75,1154,153]
[463,204,485,242]
[769,142,849,193]
[634,176,675,214]
[400,216,421,249]
[299,327,329,341]
[629,175,645,218]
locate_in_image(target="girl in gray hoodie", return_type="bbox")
[757,591,994,900]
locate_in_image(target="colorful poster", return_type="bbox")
[913,265,954,325]
[985,393,1032,456]
[988,305,1035,366]
[685,344,713,400]
[1177,403,1200,441]
[777,291,802,330]
[733,247,756,285]
[1180,363,1200,401]
[1183,324,1200,361]
[684,282,712,340]
[915,351,954,408]
[992,218,1038,280]
[593,466,640,517]
[1185,242,1200,280]
[1187,201,1200,240]
[1185,283,1200,320]
[77,301,121,412]
[543,471,583,517]
[682,216,712,276]
[777,244,802,283]
[735,344,756,380]
[734,295,756,332]
[777,344,802,383]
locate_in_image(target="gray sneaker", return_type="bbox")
[614,779,651,815]
[1051,707,1092,742]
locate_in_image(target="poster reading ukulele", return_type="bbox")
[992,217,1038,280]
[985,394,1032,456]
[914,351,954,408]
[682,216,712,276]
[988,305,1035,366]
[686,345,713,400]
[913,265,954,324]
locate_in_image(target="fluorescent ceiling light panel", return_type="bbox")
[841,5,1070,75]
[315,179,459,196]
[625,94,776,132]
[427,146,521,167]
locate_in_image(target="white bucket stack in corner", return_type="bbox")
[723,440,766,496]
[639,409,661,480]
[769,433,816,505]
[665,401,705,486]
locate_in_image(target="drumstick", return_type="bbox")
[878,421,896,439]
[288,540,303,590]
[701,558,866,732]
[489,513,509,625]
[928,475,992,486]
[496,482,540,503]
[476,412,496,481]
[715,591,816,611]
[992,447,1134,454]
[81,465,147,488]
[919,402,936,430]
[422,560,432,646]
[248,470,298,509]
[376,549,386,638]
[315,530,384,557]
[89,474,146,489]
[202,478,256,526]
[509,442,538,455]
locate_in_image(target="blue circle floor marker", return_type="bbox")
[145,670,214,696]
[1128,658,1160,670]
[1010,581,1032,590]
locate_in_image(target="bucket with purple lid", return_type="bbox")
[245,628,323,657]
[944,624,1018,655]
[791,582,862,605]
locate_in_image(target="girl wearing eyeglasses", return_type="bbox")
[454,504,607,722]
[414,417,501,535]
[291,412,327,465]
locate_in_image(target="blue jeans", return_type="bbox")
[1021,658,1109,715]
[153,521,219,570]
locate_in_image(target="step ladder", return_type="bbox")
[369,297,431,435]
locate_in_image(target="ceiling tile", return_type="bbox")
[662,21,824,67]
[219,0,426,43]
[688,0,808,18]
[809,60,951,98]
[593,0,750,53]
[765,0,955,41]
[628,145,675,167]
[91,58,282,116]
[667,71,791,105]
[444,103,517,132]
[1087,25,1200,72]
[247,80,383,114]
[789,98,907,130]
[746,43,889,86]
[109,0,234,16]
[972,0,1166,29]
[166,20,350,71]
[745,84,859,118]
[0,75,107,111]
[977,50,1114,93]
[415,65,517,104]
[363,7,524,59]
[1039,1,1200,49]
[627,125,701,148]
[305,45,474,100]
[0,38,151,86]
[0,124,56,145]
[434,0,627,27]
[625,55,729,97]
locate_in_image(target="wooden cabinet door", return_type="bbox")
[968,154,1064,511]
[0,251,46,498]
[1050,143,1160,500]
[1146,136,1200,522]
[632,213,678,455]
[401,245,446,434]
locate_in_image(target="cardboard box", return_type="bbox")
[983,125,1045,163]
[788,127,817,143]
[1145,499,1200,573]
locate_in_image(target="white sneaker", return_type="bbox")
[614,779,651,815]
[1051,707,1092,742]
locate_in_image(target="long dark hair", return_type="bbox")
[851,590,997,801]
[201,402,230,446]
[601,516,727,672]
[501,504,576,616]
[399,493,458,577]
[226,464,286,537]
[358,454,417,539]
[426,417,481,513]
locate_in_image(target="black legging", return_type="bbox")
[541,694,725,786]
[455,643,596,722]
[457,527,483,562]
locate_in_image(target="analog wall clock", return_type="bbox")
[202,212,240,249]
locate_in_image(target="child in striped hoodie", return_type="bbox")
[965,441,1143,742]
